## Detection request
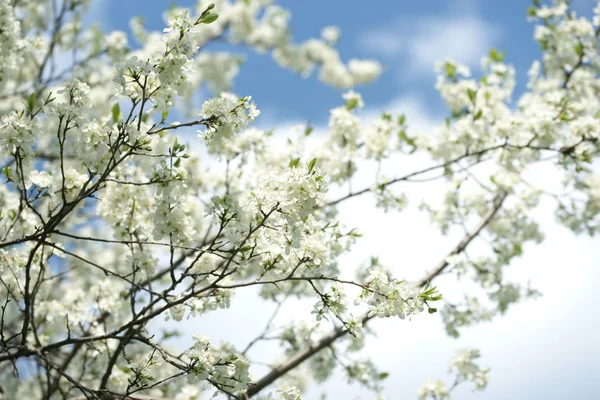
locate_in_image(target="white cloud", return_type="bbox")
[358,13,500,76]
[408,17,500,70]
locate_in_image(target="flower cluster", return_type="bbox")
[448,349,490,390]
[199,93,260,145]
[186,334,252,393]
[418,349,489,399]
[357,266,429,319]
[417,380,449,400]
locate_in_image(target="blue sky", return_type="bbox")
[88,1,600,399]
[98,0,550,123]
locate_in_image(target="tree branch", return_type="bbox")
[244,192,507,398]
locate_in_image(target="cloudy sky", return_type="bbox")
[90,1,600,399]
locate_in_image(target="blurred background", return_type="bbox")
[88,0,600,398]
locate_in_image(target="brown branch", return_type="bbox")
[70,395,171,400]
[325,144,506,207]
[325,131,596,208]
[148,119,211,135]
[244,192,507,398]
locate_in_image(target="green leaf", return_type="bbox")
[488,48,505,63]
[161,109,169,121]
[27,93,36,113]
[289,157,300,168]
[239,245,253,253]
[428,307,438,314]
[307,157,317,174]
[111,103,121,123]
[173,157,182,168]
[345,98,359,111]
[514,243,523,255]
[161,329,181,340]
[199,12,219,24]
[378,372,389,380]
[2,166,12,180]
[445,62,456,79]
[467,88,477,103]
[473,110,483,120]
[304,126,313,136]
[423,280,431,291]
[574,43,584,58]
[348,229,362,238]
[528,6,537,17]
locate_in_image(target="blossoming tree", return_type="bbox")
[0,0,598,399]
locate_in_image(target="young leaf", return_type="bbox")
[574,43,584,58]
[307,157,317,173]
[378,372,389,380]
[445,62,456,79]
[488,48,505,63]
[2,166,12,181]
[27,93,36,113]
[112,103,121,123]
[467,88,477,103]
[239,245,253,253]
[345,98,359,111]
[200,13,219,24]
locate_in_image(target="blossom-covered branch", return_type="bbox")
[1,0,599,399]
